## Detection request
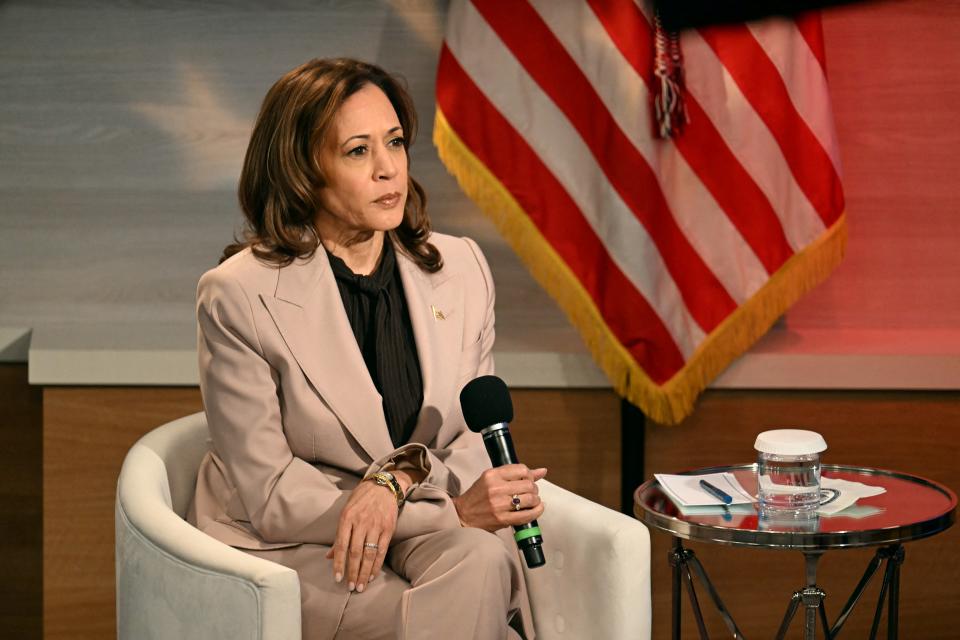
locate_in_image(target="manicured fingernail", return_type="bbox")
[356,581,365,593]
[335,572,342,583]
[348,582,355,592]
[368,575,374,583]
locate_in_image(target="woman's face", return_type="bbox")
[315,83,408,242]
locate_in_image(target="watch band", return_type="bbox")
[367,471,405,510]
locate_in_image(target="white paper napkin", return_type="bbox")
[817,476,886,515]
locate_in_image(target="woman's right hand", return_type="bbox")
[325,478,399,593]
[452,464,547,532]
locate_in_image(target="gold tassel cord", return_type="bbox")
[433,107,847,425]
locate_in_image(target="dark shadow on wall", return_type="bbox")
[0,364,42,640]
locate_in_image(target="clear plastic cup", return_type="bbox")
[754,429,827,517]
[758,509,821,532]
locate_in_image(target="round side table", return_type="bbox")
[634,464,956,640]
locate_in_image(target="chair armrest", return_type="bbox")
[521,480,651,640]
[116,443,301,640]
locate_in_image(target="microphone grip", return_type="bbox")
[515,520,545,568]
[481,426,546,568]
[481,425,519,467]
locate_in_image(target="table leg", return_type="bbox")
[887,545,904,640]
[777,553,832,640]
[681,559,711,639]
[668,536,746,639]
[803,552,827,640]
[668,538,711,639]
[670,538,682,640]
[663,539,910,639]
[801,585,830,640]
[686,552,746,638]
[862,544,905,640]
[868,555,894,640]
[818,601,832,640]
[829,551,883,637]
[775,592,802,640]
[829,544,905,639]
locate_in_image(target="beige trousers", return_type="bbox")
[248,527,529,640]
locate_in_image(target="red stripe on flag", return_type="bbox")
[437,45,686,382]
[698,24,844,227]
[589,0,795,275]
[677,99,795,274]
[584,0,654,84]
[795,12,827,74]
[472,0,737,332]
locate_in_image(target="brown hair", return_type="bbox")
[220,58,441,271]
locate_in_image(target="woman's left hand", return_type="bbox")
[452,464,547,532]
[325,469,420,592]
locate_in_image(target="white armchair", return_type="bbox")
[116,412,651,639]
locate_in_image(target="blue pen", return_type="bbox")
[700,479,733,504]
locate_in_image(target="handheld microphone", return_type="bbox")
[460,375,545,568]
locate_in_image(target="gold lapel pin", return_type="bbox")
[431,304,446,321]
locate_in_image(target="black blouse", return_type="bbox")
[326,241,423,448]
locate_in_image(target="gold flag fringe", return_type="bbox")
[433,108,847,425]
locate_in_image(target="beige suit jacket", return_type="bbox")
[189,232,504,552]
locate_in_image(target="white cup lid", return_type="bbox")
[754,429,827,455]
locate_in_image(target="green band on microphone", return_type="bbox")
[514,526,541,542]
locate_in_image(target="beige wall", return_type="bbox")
[0,0,577,359]
[2,0,959,364]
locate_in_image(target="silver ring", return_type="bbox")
[511,494,522,512]
[363,542,379,550]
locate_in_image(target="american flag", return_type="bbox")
[434,0,846,424]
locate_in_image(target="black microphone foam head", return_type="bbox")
[460,375,514,432]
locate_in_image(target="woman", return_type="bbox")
[188,57,546,639]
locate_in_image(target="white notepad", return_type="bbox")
[655,472,756,507]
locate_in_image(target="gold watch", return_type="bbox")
[367,471,405,510]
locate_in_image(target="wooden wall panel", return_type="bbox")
[511,389,622,511]
[644,390,960,640]
[0,365,42,640]
[42,388,203,640]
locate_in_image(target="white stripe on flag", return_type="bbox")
[682,30,828,249]
[529,0,769,303]
[747,19,844,176]
[447,0,706,355]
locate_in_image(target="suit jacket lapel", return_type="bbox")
[260,250,394,461]
[397,249,464,447]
